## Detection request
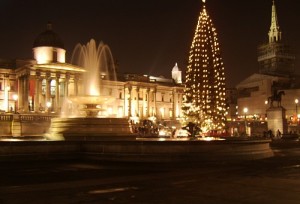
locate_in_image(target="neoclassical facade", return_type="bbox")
[0,23,184,123]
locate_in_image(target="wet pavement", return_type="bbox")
[0,140,299,204]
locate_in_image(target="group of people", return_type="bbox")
[131,119,159,136]
[131,120,201,138]
[263,129,282,139]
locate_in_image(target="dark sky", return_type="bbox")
[0,0,299,88]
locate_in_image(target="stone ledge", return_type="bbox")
[0,139,274,162]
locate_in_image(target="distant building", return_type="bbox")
[257,1,295,77]
[235,0,300,134]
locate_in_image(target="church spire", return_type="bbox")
[268,0,281,43]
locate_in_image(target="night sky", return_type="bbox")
[0,0,299,88]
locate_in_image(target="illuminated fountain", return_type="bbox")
[48,39,133,140]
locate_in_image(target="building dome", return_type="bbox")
[33,22,64,49]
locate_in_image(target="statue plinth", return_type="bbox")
[267,106,287,135]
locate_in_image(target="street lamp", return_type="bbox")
[46,101,52,115]
[243,107,248,136]
[12,94,18,114]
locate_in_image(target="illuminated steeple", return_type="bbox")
[258,0,295,76]
[182,1,227,131]
[268,0,281,43]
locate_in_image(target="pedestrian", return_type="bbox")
[276,129,281,138]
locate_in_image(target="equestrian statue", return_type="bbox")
[267,90,285,107]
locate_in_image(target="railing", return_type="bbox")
[0,115,13,121]
[0,114,52,122]
[19,114,52,122]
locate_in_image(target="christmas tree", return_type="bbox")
[182,0,227,133]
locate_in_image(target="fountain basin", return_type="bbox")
[47,117,135,141]
[68,95,115,105]
[0,139,274,162]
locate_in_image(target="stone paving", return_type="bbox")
[0,140,299,204]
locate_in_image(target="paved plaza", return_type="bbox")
[0,140,299,204]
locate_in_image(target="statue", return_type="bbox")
[267,90,285,107]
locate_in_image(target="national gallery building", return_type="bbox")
[0,23,184,123]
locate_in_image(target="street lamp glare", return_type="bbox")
[13,94,18,101]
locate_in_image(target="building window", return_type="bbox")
[50,80,56,96]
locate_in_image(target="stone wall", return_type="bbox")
[0,139,274,162]
[0,114,51,137]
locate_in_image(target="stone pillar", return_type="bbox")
[55,74,60,113]
[4,74,10,112]
[23,74,29,112]
[267,106,288,135]
[146,88,150,117]
[136,87,140,117]
[123,85,126,117]
[34,72,41,112]
[17,76,21,112]
[45,72,51,104]
[172,89,176,120]
[64,73,70,98]
[153,88,157,117]
[74,75,79,96]
[128,86,132,117]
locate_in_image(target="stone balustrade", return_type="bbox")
[0,114,52,137]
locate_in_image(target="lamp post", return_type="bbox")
[12,94,18,114]
[243,107,248,136]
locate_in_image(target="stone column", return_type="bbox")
[23,74,30,112]
[4,74,10,112]
[172,89,176,120]
[16,76,21,112]
[128,86,132,117]
[55,73,60,113]
[34,72,41,112]
[136,87,140,117]
[45,72,51,105]
[153,87,157,117]
[146,88,150,117]
[64,73,70,98]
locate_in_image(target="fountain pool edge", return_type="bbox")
[0,139,273,162]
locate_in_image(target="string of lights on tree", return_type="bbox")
[182,0,227,132]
